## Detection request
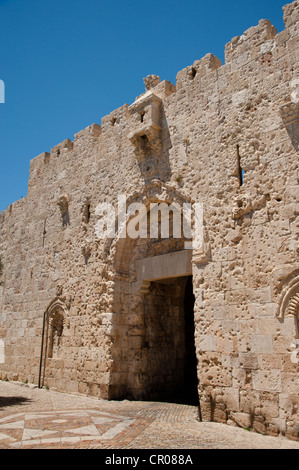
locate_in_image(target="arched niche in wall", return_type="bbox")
[277,273,299,339]
[38,297,70,388]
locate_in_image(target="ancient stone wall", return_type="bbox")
[0,1,298,440]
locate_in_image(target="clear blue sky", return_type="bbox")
[0,0,288,213]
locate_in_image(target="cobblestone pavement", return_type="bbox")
[0,381,298,449]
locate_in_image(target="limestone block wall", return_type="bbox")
[0,0,298,440]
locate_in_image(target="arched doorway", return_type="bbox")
[106,183,199,405]
[38,298,68,389]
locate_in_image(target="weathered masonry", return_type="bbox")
[0,1,298,440]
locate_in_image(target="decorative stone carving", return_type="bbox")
[280,100,299,149]
[277,274,299,318]
[232,194,252,219]
[45,297,70,327]
[231,192,268,220]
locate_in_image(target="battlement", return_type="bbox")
[283,0,299,28]
[176,53,222,90]
[1,1,299,442]
[224,19,277,68]
[10,0,299,208]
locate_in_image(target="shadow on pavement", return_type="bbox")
[0,396,32,408]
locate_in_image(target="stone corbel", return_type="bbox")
[128,125,162,162]
[128,93,162,162]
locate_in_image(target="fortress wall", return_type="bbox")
[0,0,298,439]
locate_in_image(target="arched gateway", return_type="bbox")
[105,182,200,405]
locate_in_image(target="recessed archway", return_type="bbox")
[106,182,199,404]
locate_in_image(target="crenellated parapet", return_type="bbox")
[21,0,299,204]
[1,0,299,441]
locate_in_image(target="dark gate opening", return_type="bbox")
[142,275,199,405]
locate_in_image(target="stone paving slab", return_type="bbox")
[0,381,298,449]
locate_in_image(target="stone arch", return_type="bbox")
[45,298,69,358]
[104,180,193,271]
[45,297,69,321]
[277,274,299,319]
[277,273,299,340]
[47,309,64,358]
[106,181,199,402]
[39,298,69,387]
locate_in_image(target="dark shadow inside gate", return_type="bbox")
[142,275,199,406]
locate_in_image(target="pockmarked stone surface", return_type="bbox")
[0,1,299,442]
